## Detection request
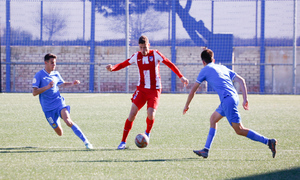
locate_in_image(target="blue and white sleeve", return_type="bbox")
[196,69,206,84]
[56,72,65,86]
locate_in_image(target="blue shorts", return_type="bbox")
[44,106,70,129]
[216,94,241,125]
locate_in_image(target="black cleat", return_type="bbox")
[268,139,277,158]
[193,148,209,158]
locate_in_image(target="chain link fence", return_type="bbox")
[0,0,299,94]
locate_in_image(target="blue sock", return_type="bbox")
[204,128,216,149]
[71,123,88,143]
[246,130,268,145]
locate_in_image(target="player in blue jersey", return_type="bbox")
[32,53,93,149]
[183,49,277,158]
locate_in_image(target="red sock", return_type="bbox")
[122,119,133,142]
[145,117,155,134]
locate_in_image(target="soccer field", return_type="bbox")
[1,93,300,179]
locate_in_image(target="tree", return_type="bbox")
[42,10,67,41]
[89,0,211,46]
[2,27,33,44]
[109,6,168,43]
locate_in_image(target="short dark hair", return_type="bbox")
[44,53,57,62]
[139,35,149,44]
[201,49,214,64]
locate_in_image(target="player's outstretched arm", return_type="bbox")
[233,74,249,110]
[106,60,131,72]
[60,80,80,88]
[183,82,200,114]
[32,81,54,96]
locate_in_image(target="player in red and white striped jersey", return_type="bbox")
[106,35,189,150]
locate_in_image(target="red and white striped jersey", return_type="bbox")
[112,49,183,90]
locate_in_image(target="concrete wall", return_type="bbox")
[1,46,299,94]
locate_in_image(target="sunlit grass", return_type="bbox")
[1,93,299,179]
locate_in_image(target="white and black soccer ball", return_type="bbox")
[135,133,149,148]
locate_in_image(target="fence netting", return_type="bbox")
[0,0,299,94]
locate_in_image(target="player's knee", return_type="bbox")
[232,123,248,136]
[147,114,155,120]
[65,119,73,127]
[235,129,243,136]
[234,128,247,136]
[210,117,216,124]
[146,110,155,120]
[129,109,138,117]
[128,113,137,121]
[67,122,73,128]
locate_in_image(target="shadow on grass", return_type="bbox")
[231,167,300,180]
[65,157,199,163]
[0,146,116,153]
[65,157,266,163]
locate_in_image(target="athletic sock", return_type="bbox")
[145,117,154,134]
[122,119,133,142]
[204,128,216,150]
[246,129,268,145]
[71,123,88,143]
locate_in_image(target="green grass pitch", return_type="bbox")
[1,93,300,179]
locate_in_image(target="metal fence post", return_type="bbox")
[83,0,85,41]
[98,64,100,93]
[125,0,129,93]
[40,0,43,42]
[6,0,11,92]
[89,0,95,92]
[272,64,275,94]
[292,0,297,94]
[260,0,266,94]
[171,0,176,92]
[13,63,15,92]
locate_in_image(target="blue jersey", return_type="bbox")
[196,63,237,102]
[32,69,66,112]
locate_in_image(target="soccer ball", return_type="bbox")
[135,133,149,148]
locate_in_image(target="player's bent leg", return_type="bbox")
[145,117,153,141]
[145,107,156,140]
[54,126,63,136]
[210,111,223,129]
[45,110,63,136]
[202,111,222,152]
[70,123,92,149]
[128,103,139,122]
[232,122,269,144]
[60,108,74,127]
[120,119,133,145]
[118,104,139,149]
[232,123,275,157]
[231,122,249,137]
[60,108,92,149]
[147,107,156,120]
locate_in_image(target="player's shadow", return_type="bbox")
[0,147,113,153]
[66,158,199,163]
[68,154,267,163]
[230,167,300,180]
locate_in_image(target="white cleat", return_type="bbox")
[117,142,126,150]
[85,143,94,149]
